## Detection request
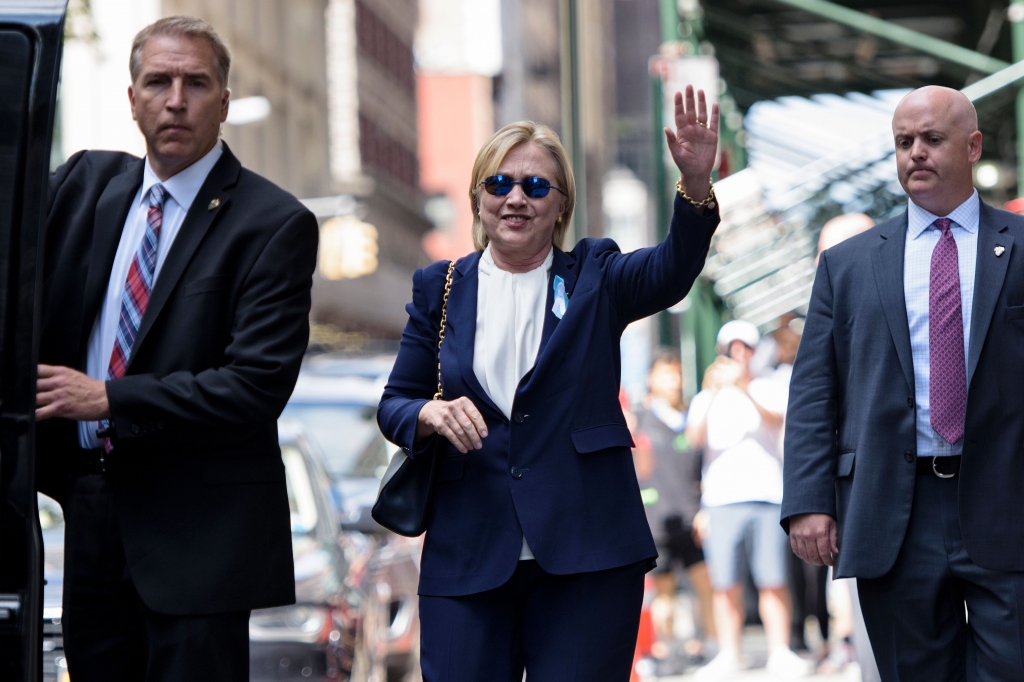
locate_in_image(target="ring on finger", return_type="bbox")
[697,121,708,128]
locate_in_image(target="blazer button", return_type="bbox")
[907,397,914,408]
[904,451,914,463]
[510,466,523,479]
[513,412,525,424]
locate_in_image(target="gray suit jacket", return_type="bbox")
[782,201,1024,578]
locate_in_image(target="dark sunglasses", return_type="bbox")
[480,175,567,199]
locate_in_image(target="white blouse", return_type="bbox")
[473,244,553,560]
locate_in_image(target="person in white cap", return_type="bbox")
[687,320,811,679]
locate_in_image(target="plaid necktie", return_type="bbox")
[929,217,967,445]
[100,183,166,452]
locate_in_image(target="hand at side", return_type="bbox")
[416,397,488,454]
[789,513,838,567]
[36,364,110,421]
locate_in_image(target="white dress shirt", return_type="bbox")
[904,190,979,458]
[474,244,553,560]
[78,141,224,449]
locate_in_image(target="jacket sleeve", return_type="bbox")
[604,195,719,324]
[781,251,840,531]
[104,208,319,438]
[377,266,443,458]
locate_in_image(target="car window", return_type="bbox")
[282,446,318,534]
[280,403,389,478]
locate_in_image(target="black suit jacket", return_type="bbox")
[783,201,1024,578]
[38,145,319,614]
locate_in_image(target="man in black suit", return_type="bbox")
[784,85,1024,680]
[35,16,318,682]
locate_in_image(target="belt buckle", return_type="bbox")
[932,458,955,479]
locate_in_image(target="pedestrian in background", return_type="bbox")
[785,85,1024,679]
[36,17,318,681]
[378,86,720,682]
[688,320,811,680]
[632,351,716,673]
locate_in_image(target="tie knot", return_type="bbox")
[148,184,167,208]
[934,217,952,234]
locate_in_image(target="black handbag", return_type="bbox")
[371,261,455,537]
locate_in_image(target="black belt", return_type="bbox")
[72,448,106,475]
[916,455,961,479]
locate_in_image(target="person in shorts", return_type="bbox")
[686,320,811,680]
[633,352,715,669]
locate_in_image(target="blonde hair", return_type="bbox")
[131,16,232,88]
[469,121,576,251]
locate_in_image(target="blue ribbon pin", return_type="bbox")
[552,275,569,319]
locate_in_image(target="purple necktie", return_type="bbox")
[929,217,966,445]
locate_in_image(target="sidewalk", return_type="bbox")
[646,626,863,682]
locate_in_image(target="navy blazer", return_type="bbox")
[378,196,719,596]
[783,201,1024,579]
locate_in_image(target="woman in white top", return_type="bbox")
[378,86,720,682]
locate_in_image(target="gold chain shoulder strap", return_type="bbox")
[433,261,456,400]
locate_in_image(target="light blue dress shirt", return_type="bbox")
[904,190,979,458]
[78,141,224,449]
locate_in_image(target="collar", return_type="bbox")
[479,243,554,277]
[141,139,224,210]
[907,189,980,240]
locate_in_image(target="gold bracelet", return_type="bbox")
[676,177,717,210]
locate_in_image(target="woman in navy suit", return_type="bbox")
[378,85,720,681]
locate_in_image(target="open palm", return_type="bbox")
[664,85,720,186]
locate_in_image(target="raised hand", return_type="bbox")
[664,84,720,202]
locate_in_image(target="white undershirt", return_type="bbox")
[78,141,223,449]
[474,244,553,560]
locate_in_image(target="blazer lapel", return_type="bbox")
[537,247,579,357]
[80,158,144,350]
[127,146,241,370]
[445,252,502,417]
[870,213,915,393]
[967,203,1013,384]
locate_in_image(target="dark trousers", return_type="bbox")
[858,473,1024,682]
[62,473,250,682]
[419,559,647,682]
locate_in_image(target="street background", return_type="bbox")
[46,0,1024,680]
[55,0,1024,404]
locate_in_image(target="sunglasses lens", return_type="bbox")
[483,175,555,198]
[523,177,552,198]
[483,175,513,196]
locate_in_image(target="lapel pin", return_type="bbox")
[208,198,221,211]
[552,275,569,319]
[995,245,1005,257]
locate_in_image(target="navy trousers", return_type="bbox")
[419,559,647,682]
[858,472,1024,682]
